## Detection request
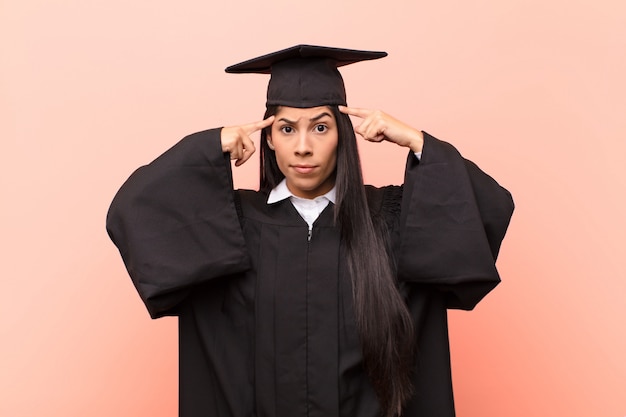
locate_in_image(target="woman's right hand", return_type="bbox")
[220,116,275,166]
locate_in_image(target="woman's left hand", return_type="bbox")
[339,106,424,153]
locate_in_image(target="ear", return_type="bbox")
[266,134,275,150]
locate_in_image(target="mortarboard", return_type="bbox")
[225,44,387,108]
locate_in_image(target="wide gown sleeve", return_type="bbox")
[397,132,514,310]
[106,128,250,318]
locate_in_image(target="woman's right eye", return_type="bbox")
[280,126,293,134]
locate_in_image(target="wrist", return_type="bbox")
[407,130,424,153]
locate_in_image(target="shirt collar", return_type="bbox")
[267,179,336,204]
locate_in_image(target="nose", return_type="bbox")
[294,131,312,156]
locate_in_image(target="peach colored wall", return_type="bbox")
[1,0,624,416]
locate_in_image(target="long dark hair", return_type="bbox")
[260,105,416,417]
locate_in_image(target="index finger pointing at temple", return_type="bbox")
[338,105,372,119]
[244,115,275,135]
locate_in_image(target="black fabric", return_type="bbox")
[106,128,514,417]
[225,45,387,107]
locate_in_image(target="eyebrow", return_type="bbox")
[278,112,333,124]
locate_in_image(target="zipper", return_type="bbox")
[305,223,311,416]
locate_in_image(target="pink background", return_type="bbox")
[2,0,624,416]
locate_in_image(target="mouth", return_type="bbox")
[291,165,317,174]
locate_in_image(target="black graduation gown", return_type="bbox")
[106,128,514,417]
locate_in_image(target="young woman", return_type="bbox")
[107,45,514,417]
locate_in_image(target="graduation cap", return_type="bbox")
[225,44,387,108]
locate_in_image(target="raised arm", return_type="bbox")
[107,128,250,318]
[397,132,514,310]
[341,105,514,309]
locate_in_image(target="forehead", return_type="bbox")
[275,106,335,121]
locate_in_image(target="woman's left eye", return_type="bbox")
[314,124,328,133]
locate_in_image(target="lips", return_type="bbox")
[291,165,317,174]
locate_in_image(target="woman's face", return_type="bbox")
[268,106,339,199]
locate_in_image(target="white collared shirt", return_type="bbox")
[267,179,336,230]
[266,153,420,230]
